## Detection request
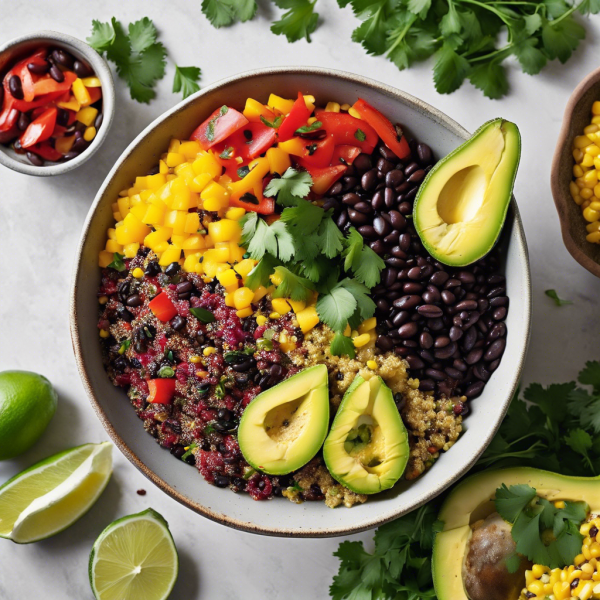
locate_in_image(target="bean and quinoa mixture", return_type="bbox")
[97,93,507,506]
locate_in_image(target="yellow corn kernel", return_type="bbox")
[271,298,291,314]
[76,106,98,127]
[570,181,581,199]
[583,207,600,222]
[252,285,269,303]
[584,169,599,185]
[582,562,595,575]
[269,312,281,320]
[72,78,91,106]
[132,267,144,279]
[256,315,267,326]
[226,207,246,220]
[296,306,319,333]
[99,329,110,338]
[575,135,593,149]
[528,580,545,595]
[366,360,378,370]
[353,333,371,348]
[217,269,238,288]
[233,287,254,310]
[280,341,297,352]
[582,153,596,167]
[585,124,600,135]
[236,307,253,318]
[303,95,315,110]
[358,317,377,334]
[574,165,585,177]
[266,147,292,175]
[307,116,317,125]
[553,581,571,600]
[325,101,341,112]
[189,355,202,364]
[83,126,97,142]
[532,564,547,578]
[348,107,362,119]
[580,581,594,600]
[582,187,594,199]
[587,221,600,233]
[158,244,182,266]
[268,94,295,115]
[574,148,585,162]
[224,293,236,307]
[203,347,216,356]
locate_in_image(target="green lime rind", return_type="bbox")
[89,508,179,600]
[0,442,113,544]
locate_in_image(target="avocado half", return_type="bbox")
[414,118,521,267]
[238,365,329,475]
[432,467,600,600]
[323,375,409,495]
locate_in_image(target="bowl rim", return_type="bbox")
[70,66,532,537]
[0,30,115,177]
[551,65,600,278]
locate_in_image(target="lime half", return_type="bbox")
[89,508,179,600]
[0,442,112,543]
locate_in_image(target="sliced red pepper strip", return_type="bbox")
[190,106,249,150]
[0,108,19,144]
[277,92,311,142]
[86,86,102,105]
[351,99,411,160]
[8,90,67,112]
[28,141,62,161]
[4,51,47,103]
[148,292,178,323]
[280,134,335,168]
[315,111,378,154]
[33,71,76,97]
[19,107,58,149]
[296,160,347,195]
[229,195,275,215]
[147,379,176,404]
[332,145,362,166]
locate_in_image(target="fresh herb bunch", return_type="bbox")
[87,17,201,102]
[495,483,587,571]
[240,168,385,356]
[330,360,600,599]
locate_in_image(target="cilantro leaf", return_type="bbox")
[240,211,258,246]
[271,266,315,302]
[280,201,324,235]
[189,307,216,323]
[579,361,600,393]
[316,284,357,333]
[202,0,257,27]
[495,483,537,522]
[565,428,594,471]
[87,19,116,52]
[264,167,313,207]
[524,381,575,421]
[330,333,356,359]
[270,220,295,262]
[354,128,367,142]
[172,65,201,99]
[342,228,363,273]
[295,121,323,134]
[260,115,284,128]
[545,289,572,306]
[219,146,234,160]
[468,60,508,100]
[542,18,585,63]
[513,38,547,75]
[246,217,278,259]
[271,0,319,43]
[246,254,280,290]
[353,245,385,288]
[107,252,126,272]
[318,216,345,259]
[128,17,157,53]
[433,43,470,94]
[339,278,376,322]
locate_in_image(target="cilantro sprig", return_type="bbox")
[87,17,201,103]
[545,288,573,306]
[241,167,384,352]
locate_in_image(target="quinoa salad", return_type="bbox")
[97,93,509,507]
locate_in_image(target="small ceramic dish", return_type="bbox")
[0,30,115,177]
[552,66,600,278]
[70,67,532,537]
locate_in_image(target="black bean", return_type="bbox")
[488,322,506,341]
[71,137,90,153]
[348,209,368,225]
[370,190,384,211]
[417,143,433,165]
[465,381,485,398]
[353,153,372,172]
[392,311,410,326]
[449,326,463,342]
[233,358,255,372]
[425,368,446,381]
[126,294,143,307]
[429,271,449,287]
[165,262,180,277]
[474,362,491,382]
[440,290,456,305]
[408,169,425,184]
[419,379,436,391]
[386,169,404,188]
[25,151,43,166]
[402,282,422,294]
[383,267,398,288]
[144,261,161,276]
[52,49,74,69]
[434,343,456,360]
[493,307,507,320]
[455,300,478,311]
[27,60,50,75]
[358,225,377,238]
[17,112,30,131]
[73,59,93,77]
[419,332,433,349]
[427,317,445,331]
[445,367,464,380]
[9,75,23,99]
[376,298,389,313]
[377,157,394,173]
[487,286,506,299]
[170,315,186,331]
[49,64,65,82]
[373,216,392,237]
[484,338,506,361]
[490,296,509,307]
[434,335,450,348]
[376,335,394,351]
[406,355,425,369]
[465,348,483,365]
[417,305,443,318]
[462,326,477,351]
[393,295,421,310]
[404,161,419,176]
[213,475,230,488]
[398,322,418,338]
[361,169,378,190]
[379,145,397,161]
[177,281,193,298]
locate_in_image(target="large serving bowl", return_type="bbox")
[70,67,531,537]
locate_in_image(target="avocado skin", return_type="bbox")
[413,118,521,267]
[323,375,409,495]
[237,365,329,476]
[432,467,600,600]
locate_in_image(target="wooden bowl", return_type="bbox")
[551,66,600,277]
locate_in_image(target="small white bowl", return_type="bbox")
[0,30,115,177]
[71,67,531,537]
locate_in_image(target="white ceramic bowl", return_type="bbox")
[0,30,115,176]
[70,67,531,537]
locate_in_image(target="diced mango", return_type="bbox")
[159,244,182,266]
[267,147,291,175]
[192,153,221,179]
[208,219,241,243]
[288,299,306,313]
[226,207,246,220]
[179,141,202,159]
[123,243,139,258]
[271,298,291,314]
[252,285,269,303]
[190,173,212,193]
[234,258,256,278]
[72,78,91,106]
[268,94,295,115]
[296,306,319,333]
[98,251,113,268]
[76,106,98,127]
[233,287,254,309]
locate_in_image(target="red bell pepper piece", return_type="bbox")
[298,134,335,168]
[149,292,178,322]
[147,379,176,404]
[28,141,62,161]
[19,107,58,149]
[4,50,47,103]
[351,99,411,160]
[332,145,362,166]
[315,111,378,154]
[277,92,311,142]
[229,195,275,215]
[297,160,347,196]
[190,106,249,150]
[7,90,67,112]
[32,71,76,97]
[86,86,102,105]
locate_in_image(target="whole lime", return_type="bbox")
[0,371,58,460]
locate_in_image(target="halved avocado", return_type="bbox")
[414,118,521,267]
[323,375,409,495]
[432,467,600,600]
[238,365,329,475]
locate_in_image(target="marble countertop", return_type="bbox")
[1,2,600,598]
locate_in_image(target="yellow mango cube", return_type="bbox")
[226,207,246,220]
[159,244,182,266]
[164,210,188,235]
[166,152,185,168]
[234,259,256,278]
[217,269,239,288]
[252,285,268,303]
[142,202,166,225]
[105,239,122,253]
[183,254,200,272]
[204,247,230,263]
[192,153,221,179]
[179,141,202,159]
[288,299,306,314]
[182,234,205,250]
[72,78,91,106]
[123,243,139,258]
[184,213,201,234]
[267,94,295,115]
[296,306,320,333]
[76,106,98,127]
[208,219,241,243]
[98,250,113,268]
[267,147,291,175]
[190,173,212,193]
[271,298,291,314]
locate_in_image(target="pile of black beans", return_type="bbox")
[322,140,508,411]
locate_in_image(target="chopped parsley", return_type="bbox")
[219,146,234,160]
[107,252,126,272]
[118,340,131,354]
[354,128,366,142]
[181,443,198,461]
[172,65,201,99]
[189,307,216,323]
[206,105,228,142]
[295,121,322,134]
[157,365,175,378]
[260,115,284,128]
[237,165,251,179]
[545,289,573,306]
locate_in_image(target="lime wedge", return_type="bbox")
[89,508,179,600]
[0,442,112,544]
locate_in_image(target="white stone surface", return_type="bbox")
[1,2,599,598]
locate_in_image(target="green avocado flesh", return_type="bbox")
[323,375,409,495]
[238,365,329,475]
[432,467,600,600]
[414,118,521,267]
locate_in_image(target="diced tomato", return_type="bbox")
[216,121,277,169]
[245,122,277,159]
[277,92,311,142]
[332,145,362,166]
[149,292,178,322]
[190,105,249,150]
[147,379,176,404]
[315,111,378,154]
[19,107,58,149]
[28,141,62,161]
[351,99,411,160]
[32,71,76,97]
[297,161,347,195]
